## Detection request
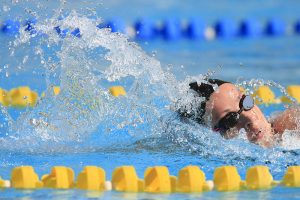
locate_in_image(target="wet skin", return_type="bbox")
[204,83,299,147]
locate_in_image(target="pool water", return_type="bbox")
[0,0,300,199]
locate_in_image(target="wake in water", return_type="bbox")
[0,6,299,170]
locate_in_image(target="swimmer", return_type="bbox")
[178,79,299,147]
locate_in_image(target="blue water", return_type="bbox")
[0,0,300,199]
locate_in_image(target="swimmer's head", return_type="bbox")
[186,79,274,146]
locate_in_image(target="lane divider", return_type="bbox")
[42,166,75,189]
[252,85,279,105]
[11,166,43,189]
[0,85,126,108]
[177,165,210,192]
[1,85,300,108]
[77,166,106,191]
[0,165,299,192]
[280,85,300,103]
[1,17,300,41]
[109,86,126,97]
[250,85,300,105]
[112,166,143,192]
[0,86,38,108]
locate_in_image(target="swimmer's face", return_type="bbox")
[205,83,273,146]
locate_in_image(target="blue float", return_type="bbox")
[1,19,20,35]
[54,26,69,38]
[24,18,37,35]
[265,18,285,36]
[215,19,238,38]
[239,18,262,38]
[294,20,300,34]
[54,27,80,38]
[160,18,182,41]
[134,18,155,40]
[71,28,81,38]
[0,17,298,40]
[185,17,206,40]
[98,18,126,33]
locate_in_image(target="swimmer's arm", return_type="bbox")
[271,108,300,134]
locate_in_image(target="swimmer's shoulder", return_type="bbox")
[270,107,299,135]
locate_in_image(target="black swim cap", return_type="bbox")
[178,79,228,124]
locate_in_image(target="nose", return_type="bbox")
[245,121,260,132]
[239,105,273,146]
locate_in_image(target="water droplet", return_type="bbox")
[22,55,29,64]
[3,5,10,12]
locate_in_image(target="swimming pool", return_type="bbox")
[0,0,300,199]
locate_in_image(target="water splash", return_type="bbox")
[0,5,298,176]
[0,11,180,152]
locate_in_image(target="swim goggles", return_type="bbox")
[213,95,254,136]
